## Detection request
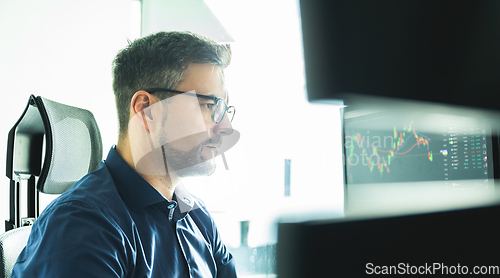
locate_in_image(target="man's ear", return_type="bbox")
[131,90,153,120]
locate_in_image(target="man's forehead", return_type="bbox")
[177,63,228,101]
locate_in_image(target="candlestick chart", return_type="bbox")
[345,113,493,184]
[346,121,437,183]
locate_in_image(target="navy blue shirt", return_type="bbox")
[12,147,237,277]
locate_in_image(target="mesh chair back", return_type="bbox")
[37,97,102,194]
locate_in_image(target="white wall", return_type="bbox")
[0,0,134,232]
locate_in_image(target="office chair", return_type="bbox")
[1,95,102,278]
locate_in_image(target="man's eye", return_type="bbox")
[202,103,214,109]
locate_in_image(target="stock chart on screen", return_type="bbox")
[344,109,495,184]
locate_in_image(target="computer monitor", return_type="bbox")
[276,203,500,277]
[300,0,500,111]
[343,105,500,216]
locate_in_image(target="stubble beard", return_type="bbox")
[162,143,217,178]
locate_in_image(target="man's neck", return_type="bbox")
[139,173,177,201]
[116,138,179,201]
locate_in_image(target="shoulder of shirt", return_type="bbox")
[40,163,124,219]
[185,194,217,229]
[188,194,208,215]
[193,195,207,209]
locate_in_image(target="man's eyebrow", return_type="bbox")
[198,93,227,101]
[197,94,217,100]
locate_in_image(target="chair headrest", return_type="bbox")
[6,95,103,194]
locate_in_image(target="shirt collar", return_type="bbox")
[105,146,167,210]
[174,183,198,214]
[104,146,199,214]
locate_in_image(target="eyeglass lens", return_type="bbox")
[213,99,226,123]
[213,99,234,123]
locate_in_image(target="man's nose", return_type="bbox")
[213,114,233,136]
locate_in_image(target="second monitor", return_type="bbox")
[343,105,499,216]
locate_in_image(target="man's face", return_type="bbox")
[151,63,233,177]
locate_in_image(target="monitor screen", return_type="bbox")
[344,109,495,184]
[343,105,499,216]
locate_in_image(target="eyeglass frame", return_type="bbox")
[144,88,235,124]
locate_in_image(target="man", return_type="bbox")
[12,31,237,277]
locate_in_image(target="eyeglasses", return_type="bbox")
[145,88,235,124]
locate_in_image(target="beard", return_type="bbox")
[161,140,218,178]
